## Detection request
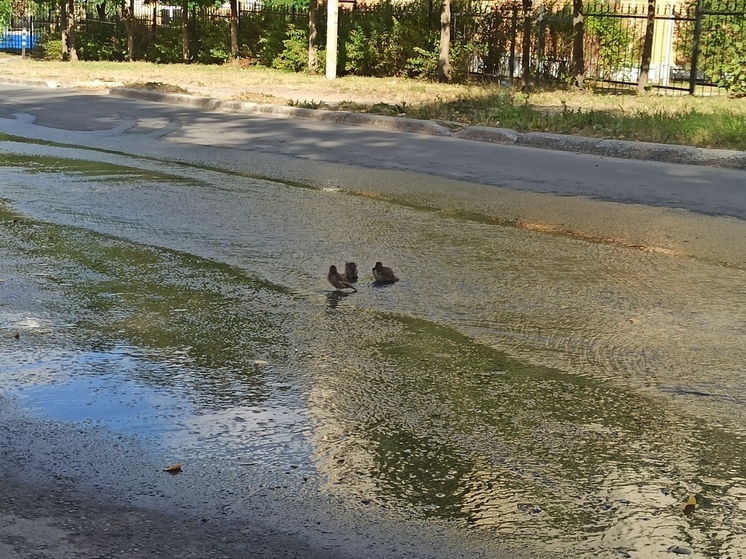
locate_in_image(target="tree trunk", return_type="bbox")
[60,0,68,59]
[66,0,78,61]
[122,0,135,61]
[308,0,318,72]
[637,0,656,94]
[230,0,239,59]
[437,0,451,82]
[521,0,532,89]
[572,0,584,90]
[180,0,189,62]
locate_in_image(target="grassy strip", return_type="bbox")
[339,91,746,151]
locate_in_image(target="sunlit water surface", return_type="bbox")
[1,142,745,559]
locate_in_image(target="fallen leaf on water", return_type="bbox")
[163,463,183,474]
[682,495,696,515]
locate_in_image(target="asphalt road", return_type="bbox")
[2,83,746,221]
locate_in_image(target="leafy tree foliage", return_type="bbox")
[0,0,12,27]
[583,3,634,75]
[698,1,746,96]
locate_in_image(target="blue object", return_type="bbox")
[0,30,38,51]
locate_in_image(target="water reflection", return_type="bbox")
[308,313,746,556]
[1,145,745,558]
[326,290,354,309]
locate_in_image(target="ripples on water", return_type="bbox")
[1,144,746,558]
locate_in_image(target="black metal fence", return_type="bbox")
[583,0,746,95]
[3,0,745,95]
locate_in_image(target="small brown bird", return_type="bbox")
[372,261,398,283]
[344,261,358,282]
[328,265,357,292]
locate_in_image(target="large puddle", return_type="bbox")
[1,138,746,558]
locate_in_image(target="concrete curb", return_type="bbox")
[452,125,746,170]
[2,77,745,170]
[109,87,452,136]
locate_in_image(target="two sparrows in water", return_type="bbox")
[327,261,398,292]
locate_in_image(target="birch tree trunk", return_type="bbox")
[572,0,584,90]
[308,0,319,72]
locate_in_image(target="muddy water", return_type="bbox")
[1,140,746,559]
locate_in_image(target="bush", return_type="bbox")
[257,15,294,67]
[405,45,439,79]
[193,16,232,64]
[34,34,64,61]
[77,20,128,61]
[145,23,182,63]
[341,3,431,77]
[700,20,746,97]
[0,0,11,28]
[271,23,307,71]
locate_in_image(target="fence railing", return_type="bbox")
[3,1,744,96]
[582,0,746,95]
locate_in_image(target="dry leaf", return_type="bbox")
[682,494,696,515]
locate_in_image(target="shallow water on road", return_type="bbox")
[1,140,746,558]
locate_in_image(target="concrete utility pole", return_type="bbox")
[326,0,338,79]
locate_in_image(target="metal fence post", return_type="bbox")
[689,0,704,94]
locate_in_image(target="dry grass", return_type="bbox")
[0,58,479,105]
[2,56,745,149]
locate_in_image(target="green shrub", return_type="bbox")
[271,23,307,71]
[342,5,431,77]
[0,0,11,28]
[145,23,182,63]
[700,19,746,97]
[193,16,232,64]
[405,44,438,79]
[257,16,293,66]
[34,34,64,61]
[77,20,127,61]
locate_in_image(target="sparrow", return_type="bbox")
[344,261,359,282]
[328,265,357,292]
[372,261,398,283]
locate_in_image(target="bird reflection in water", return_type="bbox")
[326,290,352,309]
